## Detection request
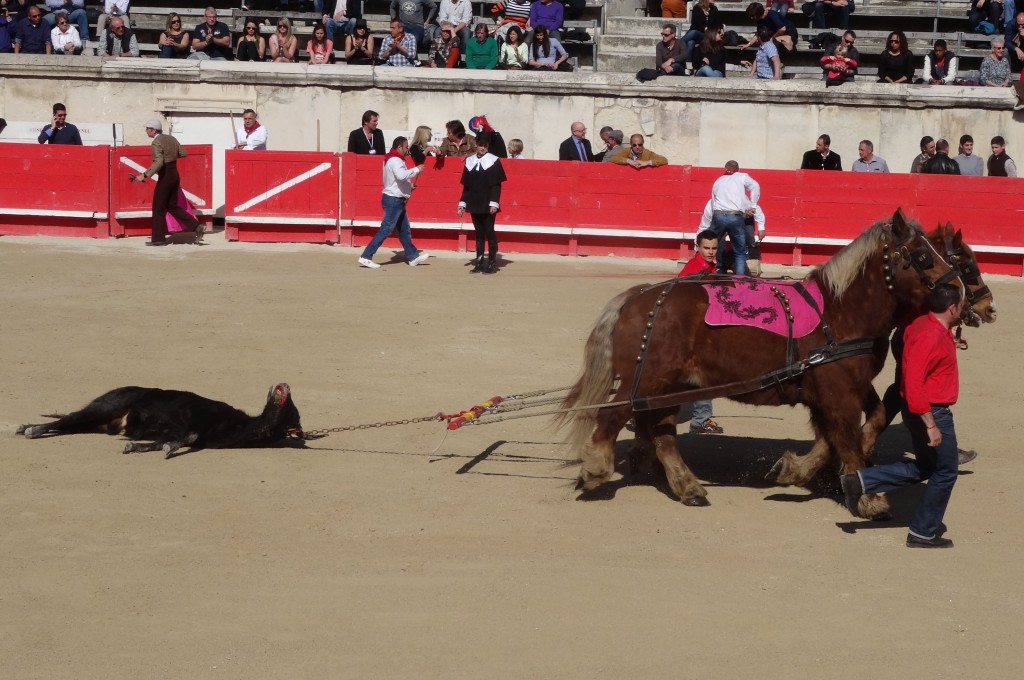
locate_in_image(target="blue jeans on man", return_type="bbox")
[812,1,852,29]
[325,16,355,40]
[361,194,422,262]
[711,211,748,275]
[857,405,958,540]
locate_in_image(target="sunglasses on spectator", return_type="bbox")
[888,38,899,43]
[661,32,672,36]
[171,19,181,24]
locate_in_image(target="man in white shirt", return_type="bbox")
[358,136,430,269]
[234,109,267,151]
[433,0,472,48]
[706,160,760,275]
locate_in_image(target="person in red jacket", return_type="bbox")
[677,229,724,434]
[841,283,965,548]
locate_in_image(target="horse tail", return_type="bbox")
[556,284,644,455]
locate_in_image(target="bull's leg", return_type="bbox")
[648,409,708,506]
[123,441,164,454]
[162,434,199,459]
[577,405,631,490]
[18,403,128,439]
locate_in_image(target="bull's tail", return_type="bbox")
[555,285,643,457]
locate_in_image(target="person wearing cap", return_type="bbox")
[130,119,204,246]
[344,19,375,65]
[599,129,625,163]
[468,115,506,158]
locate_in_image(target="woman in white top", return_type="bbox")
[499,25,528,69]
[51,14,82,55]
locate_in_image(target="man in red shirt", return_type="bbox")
[841,284,964,548]
[677,229,724,434]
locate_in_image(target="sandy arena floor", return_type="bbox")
[1,234,1021,679]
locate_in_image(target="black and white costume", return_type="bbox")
[458,152,507,273]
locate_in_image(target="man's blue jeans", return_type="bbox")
[812,2,852,29]
[361,194,421,261]
[858,405,958,539]
[691,400,713,425]
[694,65,724,77]
[325,16,355,41]
[711,212,748,275]
[1005,0,1017,45]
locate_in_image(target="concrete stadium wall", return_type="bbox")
[1,55,1020,212]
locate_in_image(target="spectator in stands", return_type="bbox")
[979,36,1011,86]
[744,2,797,55]
[969,0,1003,35]
[921,139,961,174]
[910,136,936,173]
[655,23,687,76]
[610,134,669,169]
[661,0,686,19]
[529,0,564,36]
[49,11,80,54]
[348,110,385,154]
[877,30,914,83]
[13,5,51,54]
[432,0,472,49]
[235,19,266,61]
[770,0,794,15]
[508,138,524,158]
[466,22,498,69]
[379,18,419,66]
[742,26,781,79]
[601,129,625,162]
[190,7,231,61]
[439,119,476,157]
[922,39,957,84]
[409,125,439,164]
[391,0,436,50]
[527,24,570,71]
[234,109,267,151]
[559,121,593,161]
[851,139,889,172]
[498,24,528,69]
[159,12,191,59]
[428,20,460,67]
[96,0,129,44]
[344,19,375,65]
[954,135,984,175]
[693,24,726,77]
[822,30,858,80]
[800,134,842,170]
[37,103,81,144]
[42,0,87,44]
[323,0,360,43]
[987,135,1017,176]
[820,42,856,86]
[0,7,13,54]
[491,0,531,41]
[1004,0,1016,48]
[682,0,721,58]
[268,17,298,62]
[810,0,853,30]
[100,16,138,57]
[306,22,333,64]
[1010,11,1024,69]
[594,127,615,161]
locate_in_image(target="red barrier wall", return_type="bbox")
[110,145,214,238]
[340,154,1024,275]
[0,143,110,238]
[225,150,340,243]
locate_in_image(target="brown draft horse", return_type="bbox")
[558,211,974,516]
[768,226,996,507]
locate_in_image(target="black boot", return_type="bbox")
[470,255,484,273]
[482,258,496,274]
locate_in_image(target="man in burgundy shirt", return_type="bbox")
[842,284,964,548]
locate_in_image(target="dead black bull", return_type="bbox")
[17,383,311,459]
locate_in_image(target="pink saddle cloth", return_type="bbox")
[703,279,824,338]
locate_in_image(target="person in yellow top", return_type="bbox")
[610,134,669,169]
[129,119,204,246]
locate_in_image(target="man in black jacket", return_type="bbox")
[347,110,386,155]
[37,103,82,145]
[922,139,961,175]
[799,134,842,170]
[558,121,593,162]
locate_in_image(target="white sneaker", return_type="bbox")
[1015,102,1024,111]
[358,257,380,269]
[408,252,430,267]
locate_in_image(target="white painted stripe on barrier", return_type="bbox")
[797,237,854,246]
[968,244,1024,254]
[118,156,207,206]
[226,216,337,226]
[233,162,333,214]
[116,209,217,219]
[0,208,101,218]
[572,228,686,239]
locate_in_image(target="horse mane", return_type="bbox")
[812,220,891,300]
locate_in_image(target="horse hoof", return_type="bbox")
[683,496,710,507]
[868,511,893,522]
[16,424,29,435]
[122,443,135,454]
[22,426,42,439]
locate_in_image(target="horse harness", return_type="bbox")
[628,222,966,412]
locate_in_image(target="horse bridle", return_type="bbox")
[882,223,962,293]
[941,233,992,313]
